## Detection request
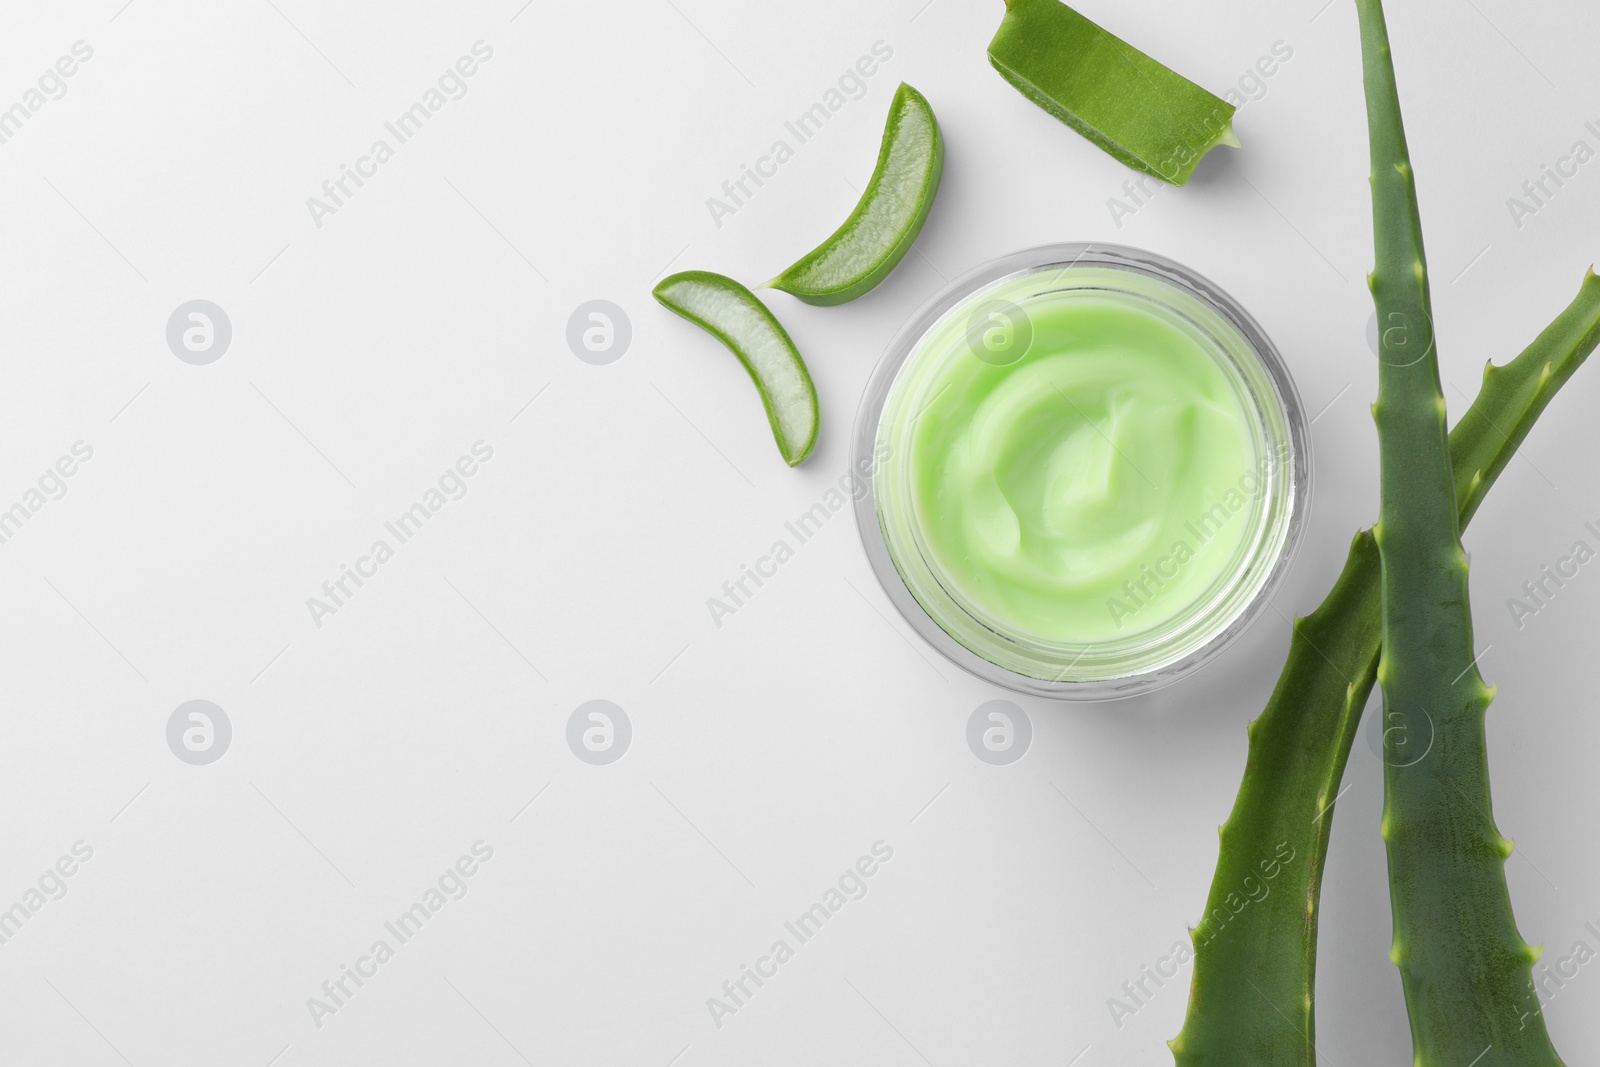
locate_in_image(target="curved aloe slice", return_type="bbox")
[1358,1,1564,1062]
[652,271,819,467]
[1172,270,1600,1066]
[988,0,1237,186]
[765,83,944,306]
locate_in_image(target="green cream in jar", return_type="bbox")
[859,246,1307,696]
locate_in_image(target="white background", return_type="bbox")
[1,0,1597,1064]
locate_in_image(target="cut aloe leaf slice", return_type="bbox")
[652,271,820,467]
[988,0,1237,186]
[765,83,944,306]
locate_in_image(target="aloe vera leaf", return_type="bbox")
[987,0,1237,186]
[765,83,944,306]
[1171,269,1600,1067]
[1357,2,1566,1061]
[652,271,820,467]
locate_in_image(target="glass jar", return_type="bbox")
[852,243,1311,700]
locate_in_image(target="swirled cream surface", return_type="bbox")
[885,270,1261,646]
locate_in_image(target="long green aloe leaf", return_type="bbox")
[1169,284,1600,1062]
[1359,0,1565,1061]
[1172,271,1599,1065]
[1173,7,1593,1065]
